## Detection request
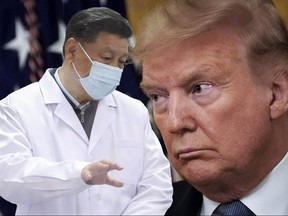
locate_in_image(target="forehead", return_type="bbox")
[141,30,248,87]
[84,32,129,55]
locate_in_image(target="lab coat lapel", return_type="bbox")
[40,70,89,143]
[88,94,117,153]
[54,102,88,143]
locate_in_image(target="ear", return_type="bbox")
[64,38,78,61]
[270,71,288,119]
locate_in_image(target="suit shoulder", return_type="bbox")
[165,180,203,216]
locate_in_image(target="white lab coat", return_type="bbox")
[0,69,173,215]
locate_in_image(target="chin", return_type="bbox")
[179,161,221,186]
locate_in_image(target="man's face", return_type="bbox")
[73,31,130,77]
[141,30,275,201]
[67,32,130,103]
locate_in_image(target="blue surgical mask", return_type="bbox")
[72,42,123,100]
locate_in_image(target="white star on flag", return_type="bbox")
[4,19,30,70]
[48,20,66,56]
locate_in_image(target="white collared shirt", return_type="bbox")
[201,152,288,215]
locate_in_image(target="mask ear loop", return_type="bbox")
[72,62,82,79]
[78,42,94,64]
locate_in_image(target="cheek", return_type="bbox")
[154,116,172,150]
[161,133,173,155]
[74,58,91,76]
[212,98,271,163]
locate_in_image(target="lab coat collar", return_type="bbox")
[39,69,88,143]
[39,69,118,148]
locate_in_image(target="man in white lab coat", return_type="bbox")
[0,7,172,215]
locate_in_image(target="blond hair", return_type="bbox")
[133,0,288,74]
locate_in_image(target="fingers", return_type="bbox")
[105,176,124,187]
[100,159,124,171]
[81,159,124,187]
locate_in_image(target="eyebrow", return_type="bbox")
[139,78,163,97]
[140,65,223,94]
[139,82,151,94]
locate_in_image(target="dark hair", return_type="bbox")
[62,7,133,55]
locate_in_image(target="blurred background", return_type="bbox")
[0,0,287,215]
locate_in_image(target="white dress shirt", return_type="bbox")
[201,152,288,215]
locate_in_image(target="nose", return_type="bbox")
[167,92,197,134]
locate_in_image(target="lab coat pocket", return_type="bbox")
[113,140,144,185]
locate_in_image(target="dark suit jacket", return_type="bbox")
[165,180,203,216]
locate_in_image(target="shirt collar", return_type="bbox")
[202,151,288,215]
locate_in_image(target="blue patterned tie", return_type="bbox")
[212,200,255,216]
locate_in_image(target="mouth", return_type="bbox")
[177,148,210,160]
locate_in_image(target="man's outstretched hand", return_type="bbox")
[81,159,124,187]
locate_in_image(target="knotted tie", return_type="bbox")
[212,200,255,216]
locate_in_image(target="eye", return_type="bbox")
[150,94,160,102]
[148,93,169,113]
[102,56,112,61]
[148,93,168,105]
[192,83,213,95]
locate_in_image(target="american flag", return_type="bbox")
[0,0,147,215]
[0,0,148,103]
